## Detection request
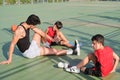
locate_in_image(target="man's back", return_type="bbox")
[95,46,114,77]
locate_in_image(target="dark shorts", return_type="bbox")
[50,40,62,46]
[84,62,102,77]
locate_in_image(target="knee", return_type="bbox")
[87,53,94,57]
[50,49,59,56]
[87,53,96,63]
[33,33,41,40]
[55,52,60,56]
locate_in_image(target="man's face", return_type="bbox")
[92,40,102,50]
[53,25,58,31]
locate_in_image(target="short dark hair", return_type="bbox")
[54,21,63,29]
[26,14,41,25]
[91,34,104,45]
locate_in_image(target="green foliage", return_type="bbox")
[20,0,31,4]
[0,0,119,5]
[0,0,3,5]
[6,0,16,4]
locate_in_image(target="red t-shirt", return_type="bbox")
[47,27,56,44]
[94,46,114,77]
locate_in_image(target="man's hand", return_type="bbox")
[54,36,61,43]
[30,25,36,30]
[0,60,11,64]
[110,69,115,73]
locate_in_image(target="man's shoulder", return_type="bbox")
[47,26,53,30]
[48,26,53,28]
[104,46,112,50]
[17,26,25,32]
[14,26,25,36]
[103,46,113,54]
[95,46,112,54]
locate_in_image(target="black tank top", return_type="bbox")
[17,24,30,53]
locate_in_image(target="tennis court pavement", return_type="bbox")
[0,1,120,80]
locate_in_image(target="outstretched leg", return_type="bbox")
[31,33,76,56]
[40,47,68,56]
[77,53,96,69]
[58,32,73,48]
[65,53,96,73]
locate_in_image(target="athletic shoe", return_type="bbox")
[72,40,80,56]
[58,62,69,69]
[75,40,80,56]
[65,66,80,73]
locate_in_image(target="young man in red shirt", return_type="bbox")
[42,21,80,55]
[64,34,119,77]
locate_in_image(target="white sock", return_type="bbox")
[66,49,73,55]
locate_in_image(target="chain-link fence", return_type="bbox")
[0,0,120,5]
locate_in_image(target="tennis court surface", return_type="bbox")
[0,1,120,80]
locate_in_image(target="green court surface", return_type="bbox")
[0,1,120,80]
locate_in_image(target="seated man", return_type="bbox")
[0,14,80,64]
[42,21,80,55]
[64,34,119,77]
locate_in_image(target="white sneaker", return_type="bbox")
[58,62,69,69]
[75,40,80,56]
[65,66,80,73]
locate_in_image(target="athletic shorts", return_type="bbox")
[84,62,102,77]
[23,40,40,58]
[50,40,63,46]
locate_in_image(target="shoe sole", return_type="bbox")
[75,40,80,56]
[65,68,80,73]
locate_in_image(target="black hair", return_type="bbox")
[26,14,41,25]
[91,34,104,45]
[54,21,63,29]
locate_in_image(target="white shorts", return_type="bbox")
[23,40,40,58]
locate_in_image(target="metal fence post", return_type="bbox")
[18,0,20,5]
[31,0,33,4]
[3,0,5,6]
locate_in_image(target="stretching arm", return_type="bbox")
[111,52,119,72]
[31,26,54,42]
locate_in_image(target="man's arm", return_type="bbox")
[0,27,23,64]
[111,52,119,73]
[59,31,68,42]
[44,28,53,42]
[31,26,54,42]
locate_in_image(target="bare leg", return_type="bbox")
[40,47,67,56]
[76,53,96,69]
[61,41,73,48]
[58,32,73,48]
[32,33,72,56]
[32,32,41,47]
[65,53,96,73]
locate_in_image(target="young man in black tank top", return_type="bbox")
[0,14,80,64]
